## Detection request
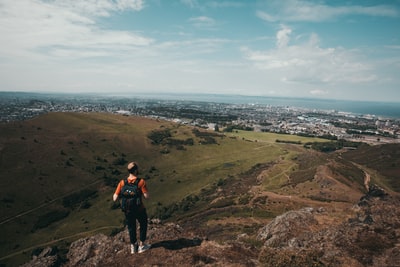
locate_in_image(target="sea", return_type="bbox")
[2,91,399,119]
[134,93,400,119]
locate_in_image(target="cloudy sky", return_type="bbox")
[1,0,400,102]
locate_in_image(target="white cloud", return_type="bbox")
[0,0,151,60]
[181,0,244,9]
[189,16,216,29]
[206,1,244,8]
[158,38,227,57]
[309,89,328,96]
[114,0,144,11]
[255,10,276,22]
[53,0,145,17]
[242,25,378,98]
[385,45,400,50]
[180,0,199,9]
[276,25,292,48]
[257,0,399,22]
[0,0,398,102]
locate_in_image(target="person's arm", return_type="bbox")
[140,179,149,199]
[113,180,123,202]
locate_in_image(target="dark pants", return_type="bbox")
[125,208,148,244]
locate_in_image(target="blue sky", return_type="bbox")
[1,0,400,102]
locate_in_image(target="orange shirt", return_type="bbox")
[114,176,148,197]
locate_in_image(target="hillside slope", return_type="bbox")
[1,112,399,266]
[23,170,400,267]
[0,112,310,265]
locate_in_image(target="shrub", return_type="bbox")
[112,157,127,166]
[147,129,171,144]
[62,189,98,209]
[32,209,70,231]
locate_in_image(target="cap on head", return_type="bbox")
[127,162,139,174]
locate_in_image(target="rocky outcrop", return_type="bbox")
[257,207,321,247]
[22,186,400,267]
[19,247,59,267]
[257,185,400,266]
[66,233,124,267]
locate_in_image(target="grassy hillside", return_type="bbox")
[0,112,397,266]
[341,143,400,191]
[0,112,302,265]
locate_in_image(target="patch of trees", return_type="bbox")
[62,189,98,209]
[345,129,396,138]
[192,128,222,137]
[149,106,238,122]
[331,121,377,131]
[379,132,397,138]
[148,128,195,151]
[199,136,217,145]
[178,108,238,122]
[192,128,224,144]
[305,142,337,152]
[223,124,254,132]
[346,129,376,135]
[319,134,338,140]
[32,209,70,232]
[163,138,194,147]
[295,133,338,140]
[155,195,200,220]
[148,127,224,150]
[305,139,362,152]
[276,139,302,145]
[147,129,172,144]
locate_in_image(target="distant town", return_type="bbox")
[1,92,399,145]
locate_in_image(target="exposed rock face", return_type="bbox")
[22,186,400,267]
[19,247,59,267]
[257,207,320,247]
[257,185,400,267]
[66,234,124,267]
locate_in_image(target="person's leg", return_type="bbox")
[126,213,137,244]
[138,209,148,243]
[137,209,151,253]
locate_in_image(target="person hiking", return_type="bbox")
[113,161,151,254]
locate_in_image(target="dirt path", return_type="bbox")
[347,160,371,193]
[364,170,371,192]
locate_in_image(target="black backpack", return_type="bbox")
[120,178,142,213]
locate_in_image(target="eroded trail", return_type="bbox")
[364,171,371,192]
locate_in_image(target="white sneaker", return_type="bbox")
[130,243,138,254]
[138,243,151,253]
